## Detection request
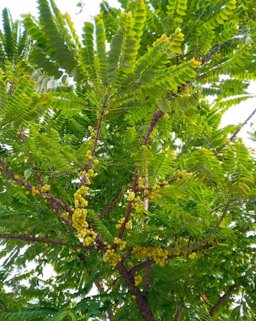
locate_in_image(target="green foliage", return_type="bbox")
[0,1,256,321]
[0,8,29,67]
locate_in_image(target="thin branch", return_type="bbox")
[144,259,151,291]
[174,301,184,321]
[229,107,256,142]
[84,102,107,173]
[201,42,228,65]
[0,233,93,249]
[143,109,164,145]
[117,171,138,240]
[130,259,155,275]
[209,283,237,317]
[99,189,124,219]
[0,159,72,226]
[188,202,230,252]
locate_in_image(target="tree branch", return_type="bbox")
[201,42,228,65]
[99,189,124,219]
[209,283,237,317]
[129,259,155,275]
[229,107,256,142]
[144,260,151,291]
[84,101,107,173]
[0,159,73,226]
[143,109,164,145]
[188,202,230,253]
[129,203,231,274]
[117,262,155,321]
[117,171,138,240]
[174,301,184,321]
[0,232,93,249]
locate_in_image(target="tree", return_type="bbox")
[0,0,256,320]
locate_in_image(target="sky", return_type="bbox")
[0,0,255,147]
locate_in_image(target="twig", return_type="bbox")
[130,259,155,275]
[144,259,151,291]
[188,202,230,253]
[0,233,93,249]
[143,109,164,145]
[99,189,124,219]
[117,171,138,240]
[84,102,107,173]
[229,107,256,142]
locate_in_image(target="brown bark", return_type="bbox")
[99,189,124,219]
[117,262,155,321]
[209,283,237,317]
[229,107,256,142]
[84,103,107,173]
[143,109,164,145]
[0,233,93,249]
[174,301,184,321]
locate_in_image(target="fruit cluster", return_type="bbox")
[103,248,121,267]
[126,191,135,202]
[72,185,97,247]
[31,186,39,196]
[149,184,160,201]
[133,196,144,213]
[132,246,169,267]
[137,177,145,189]
[115,217,125,229]
[41,184,51,193]
[115,217,132,230]
[113,237,126,251]
[134,275,142,286]
[175,170,193,181]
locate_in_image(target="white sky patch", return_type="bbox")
[0,0,120,34]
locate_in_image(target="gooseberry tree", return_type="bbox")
[0,0,256,320]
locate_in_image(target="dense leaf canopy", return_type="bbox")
[0,0,256,320]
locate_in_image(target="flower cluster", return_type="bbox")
[103,248,121,267]
[132,246,169,267]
